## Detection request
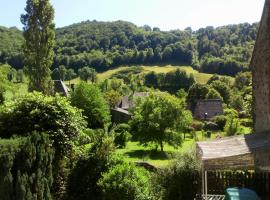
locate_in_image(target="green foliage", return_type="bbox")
[66,135,122,200]
[0,132,54,200]
[190,121,204,131]
[234,72,252,90]
[203,121,219,131]
[152,150,200,200]
[70,82,110,128]
[225,116,240,136]
[210,80,231,104]
[78,66,97,82]
[224,108,238,118]
[21,0,55,94]
[0,92,86,156]
[206,88,222,100]
[211,115,227,131]
[144,69,195,93]
[130,92,190,151]
[98,163,151,200]
[188,83,209,100]
[113,123,131,148]
[230,93,245,111]
[103,90,122,108]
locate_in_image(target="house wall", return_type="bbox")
[252,0,270,133]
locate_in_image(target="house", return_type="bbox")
[53,80,69,97]
[188,99,223,120]
[111,92,148,123]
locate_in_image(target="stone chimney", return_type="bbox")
[252,0,270,133]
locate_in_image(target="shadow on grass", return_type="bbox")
[124,149,175,161]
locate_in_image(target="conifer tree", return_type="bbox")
[21,0,55,94]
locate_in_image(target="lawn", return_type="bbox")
[115,131,224,167]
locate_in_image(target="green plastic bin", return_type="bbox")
[225,188,260,200]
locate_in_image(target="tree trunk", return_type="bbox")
[160,140,164,152]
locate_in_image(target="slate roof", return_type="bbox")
[189,99,223,120]
[117,92,149,110]
[53,80,69,96]
[197,132,270,171]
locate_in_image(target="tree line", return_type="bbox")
[0,20,258,76]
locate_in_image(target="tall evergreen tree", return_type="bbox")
[21,0,55,94]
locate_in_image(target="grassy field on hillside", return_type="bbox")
[98,65,215,84]
[66,65,234,85]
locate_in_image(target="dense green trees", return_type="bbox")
[130,92,192,151]
[0,133,54,200]
[78,66,97,82]
[70,82,110,129]
[21,0,55,94]
[0,21,258,76]
[144,69,195,93]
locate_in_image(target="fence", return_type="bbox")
[206,171,270,199]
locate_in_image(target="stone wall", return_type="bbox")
[252,0,270,133]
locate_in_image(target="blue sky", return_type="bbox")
[0,0,265,30]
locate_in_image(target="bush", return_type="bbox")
[98,163,151,200]
[240,118,253,128]
[0,92,86,197]
[224,108,238,118]
[211,115,227,131]
[225,116,240,136]
[0,92,86,155]
[190,121,204,131]
[0,132,54,200]
[152,150,200,200]
[113,123,131,148]
[71,82,110,129]
[203,121,219,131]
[66,135,122,200]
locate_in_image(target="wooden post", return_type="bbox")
[202,165,205,198]
[205,170,208,199]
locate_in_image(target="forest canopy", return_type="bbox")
[0,20,258,76]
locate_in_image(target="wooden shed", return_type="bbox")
[197,133,270,197]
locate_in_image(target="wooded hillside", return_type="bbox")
[0,21,258,76]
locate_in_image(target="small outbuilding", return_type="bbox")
[197,133,270,198]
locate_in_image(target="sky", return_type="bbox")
[0,0,265,31]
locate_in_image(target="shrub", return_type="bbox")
[0,92,86,155]
[71,82,110,129]
[224,108,238,118]
[0,132,54,200]
[225,116,240,136]
[152,150,200,200]
[0,92,86,196]
[66,135,122,200]
[98,163,151,200]
[113,123,131,148]
[211,115,227,131]
[190,121,204,131]
[203,121,219,131]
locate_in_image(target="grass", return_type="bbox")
[67,64,235,85]
[97,64,216,84]
[115,131,224,167]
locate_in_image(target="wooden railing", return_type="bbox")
[205,171,270,199]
